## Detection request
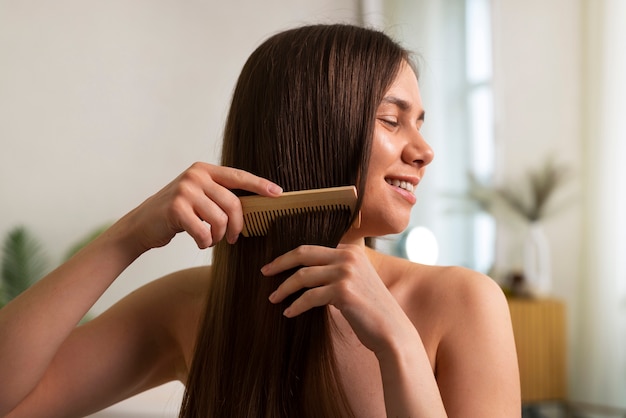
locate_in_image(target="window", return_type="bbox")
[465,0,495,272]
[380,0,495,272]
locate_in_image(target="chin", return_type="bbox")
[386,212,412,234]
[358,201,413,234]
[389,223,410,236]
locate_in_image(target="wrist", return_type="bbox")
[374,326,420,366]
[374,327,447,417]
[372,311,422,361]
[95,214,148,263]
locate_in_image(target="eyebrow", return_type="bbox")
[381,95,426,121]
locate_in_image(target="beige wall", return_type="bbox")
[0,0,360,315]
[0,3,360,415]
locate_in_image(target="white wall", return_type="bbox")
[486,0,626,408]
[0,0,359,315]
[0,1,359,415]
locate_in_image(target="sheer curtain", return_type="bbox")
[574,0,626,407]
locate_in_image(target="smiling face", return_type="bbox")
[344,61,434,242]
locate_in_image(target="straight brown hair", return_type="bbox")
[179,24,409,417]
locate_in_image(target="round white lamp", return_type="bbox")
[402,226,439,265]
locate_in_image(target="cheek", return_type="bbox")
[366,136,394,178]
[368,135,398,176]
[371,129,395,156]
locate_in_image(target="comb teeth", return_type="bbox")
[242,204,352,237]
[239,186,358,237]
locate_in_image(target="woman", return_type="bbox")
[0,24,520,417]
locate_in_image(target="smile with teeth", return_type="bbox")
[385,178,415,193]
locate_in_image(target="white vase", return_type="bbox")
[523,222,552,296]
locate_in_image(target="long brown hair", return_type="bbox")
[179,24,409,417]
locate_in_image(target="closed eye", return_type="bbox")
[378,117,399,128]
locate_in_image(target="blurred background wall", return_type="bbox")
[1,0,624,415]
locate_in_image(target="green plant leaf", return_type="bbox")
[1,226,49,306]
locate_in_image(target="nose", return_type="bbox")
[402,130,434,168]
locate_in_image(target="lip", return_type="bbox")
[384,175,420,204]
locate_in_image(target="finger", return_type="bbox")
[208,165,283,197]
[193,197,229,246]
[268,266,332,304]
[177,206,214,249]
[261,245,335,275]
[201,183,243,244]
[202,164,282,244]
[282,287,329,318]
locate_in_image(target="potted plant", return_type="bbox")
[467,157,572,296]
[1,224,109,317]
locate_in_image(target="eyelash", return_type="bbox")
[379,117,399,127]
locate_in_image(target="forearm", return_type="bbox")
[376,329,447,418]
[0,219,143,414]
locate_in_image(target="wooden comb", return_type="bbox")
[239,186,358,237]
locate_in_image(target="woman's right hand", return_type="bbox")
[120,162,282,253]
[0,163,281,417]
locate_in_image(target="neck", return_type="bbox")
[339,234,366,247]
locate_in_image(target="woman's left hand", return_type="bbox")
[261,244,414,357]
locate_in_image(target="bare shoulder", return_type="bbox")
[394,259,512,350]
[125,265,211,321]
[372,250,513,361]
[110,265,212,378]
[149,265,211,344]
[414,263,507,315]
[375,251,507,326]
[375,252,520,416]
[140,265,212,304]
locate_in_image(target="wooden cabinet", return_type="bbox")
[508,298,567,402]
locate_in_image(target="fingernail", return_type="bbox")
[283,307,292,317]
[268,184,283,195]
[268,291,277,302]
[260,264,270,275]
[227,233,239,244]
